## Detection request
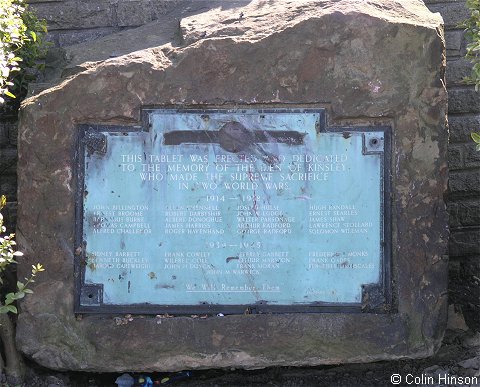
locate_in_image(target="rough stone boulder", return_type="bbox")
[16,0,447,372]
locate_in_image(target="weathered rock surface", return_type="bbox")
[16,0,447,372]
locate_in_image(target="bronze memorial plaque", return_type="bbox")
[76,108,391,314]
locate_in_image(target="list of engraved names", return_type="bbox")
[88,150,378,282]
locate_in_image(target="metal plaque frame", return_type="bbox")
[74,107,392,314]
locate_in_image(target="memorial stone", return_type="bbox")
[16,0,448,372]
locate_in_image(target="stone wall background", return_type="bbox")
[424,0,480,329]
[0,0,478,329]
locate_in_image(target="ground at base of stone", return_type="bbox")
[22,329,479,387]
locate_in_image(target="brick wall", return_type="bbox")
[425,0,480,329]
[0,0,478,328]
[0,110,18,232]
[27,0,179,46]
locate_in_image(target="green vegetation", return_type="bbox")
[461,1,480,150]
[0,196,44,383]
[472,132,480,151]
[462,0,480,90]
[0,0,48,105]
[0,199,44,315]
